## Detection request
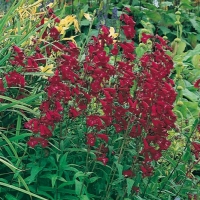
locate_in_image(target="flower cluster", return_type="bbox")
[24,10,176,177]
[191,142,200,159]
[135,34,177,176]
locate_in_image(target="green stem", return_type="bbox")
[103,116,133,200]
[78,11,96,62]
[157,119,199,197]
[174,157,200,197]
[79,146,90,196]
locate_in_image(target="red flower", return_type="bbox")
[120,14,135,26]
[34,52,46,64]
[69,107,80,118]
[97,134,109,143]
[87,133,96,146]
[5,71,25,88]
[24,118,40,133]
[100,115,112,126]
[113,124,123,133]
[54,101,63,112]
[38,138,48,148]
[123,169,134,178]
[97,156,109,165]
[13,45,23,54]
[27,137,48,148]
[194,79,200,89]
[50,27,60,40]
[140,164,153,177]
[86,116,103,129]
[98,144,109,153]
[132,186,139,193]
[26,57,39,72]
[101,25,110,35]
[124,7,131,12]
[46,111,62,122]
[0,79,6,93]
[39,125,52,138]
[111,43,118,55]
[192,142,200,159]
[141,33,153,43]
[129,125,142,138]
[121,25,135,40]
[40,101,51,113]
[27,137,39,148]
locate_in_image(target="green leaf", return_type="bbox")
[135,46,146,58]
[189,18,200,33]
[146,193,161,200]
[25,165,45,184]
[81,20,90,26]
[88,176,99,183]
[183,44,200,61]
[0,92,44,113]
[192,55,200,69]
[0,133,32,146]
[184,102,199,118]
[192,118,200,132]
[5,193,18,200]
[174,104,187,118]
[51,174,58,188]
[0,182,48,200]
[182,146,191,161]
[159,26,171,35]
[126,178,134,196]
[115,162,123,178]
[145,10,161,22]
[0,133,19,159]
[182,88,198,101]
[176,40,186,55]
[36,190,54,200]
[59,152,68,171]
[16,115,22,143]
[79,195,90,200]
[74,171,86,181]
[75,179,83,195]
[82,5,89,12]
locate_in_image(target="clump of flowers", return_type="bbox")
[24,8,176,180]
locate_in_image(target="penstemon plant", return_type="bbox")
[0,2,200,200]
[23,7,176,199]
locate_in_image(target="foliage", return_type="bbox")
[0,0,199,200]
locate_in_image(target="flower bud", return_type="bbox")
[175,11,181,15]
[177,62,183,67]
[147,40,152,45]
[175,21,181,25]
[176,74,183,79]
[177,86,183,90]
[174,38,181,43]
[139,43,146,48]
[163,36,168,40]
[177,101,184,106]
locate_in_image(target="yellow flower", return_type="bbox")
[84,13,92,21]
[62,36,77,45]
[73,19,81,33]
[17,0,42,20]
[39,64,54,79]
[109,27,118,38]
[60,15,75,27]
[56,15,80,35]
